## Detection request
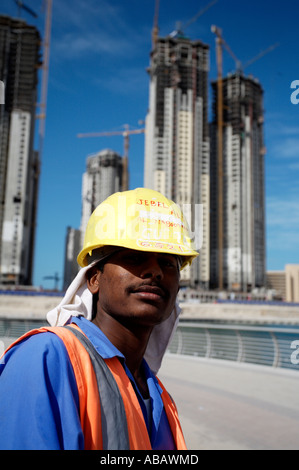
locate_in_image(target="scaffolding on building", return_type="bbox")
[0,15,41,285]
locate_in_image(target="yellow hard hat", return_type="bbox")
[77,188,199,270]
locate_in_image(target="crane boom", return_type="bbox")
[37,0,52,156]
[14,0,38,18]
[243,42,279,70]
[183,0,218,30]
[77,129,144,138]
[211,25,279,73]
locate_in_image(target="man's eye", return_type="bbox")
[160,258,177,269]
[125,254,143,264]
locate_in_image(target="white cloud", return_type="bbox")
[265,111,299,159]
[54,31,130,58]
[279,126,299,136]
[93,66,148,95]
[267,196,299,227]
[51,0,149,60]
[53,0,124,31]
[288,162,299,170]
[273,138,299,159]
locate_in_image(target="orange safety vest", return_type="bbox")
[4,324,187,450]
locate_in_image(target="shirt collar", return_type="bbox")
[70,315,162,389]
[70,315,125,360]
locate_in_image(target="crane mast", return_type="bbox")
[211,25,224,290]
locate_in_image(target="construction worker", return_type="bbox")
[0,188,198,450]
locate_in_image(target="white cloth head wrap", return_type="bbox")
[46,255,180,374]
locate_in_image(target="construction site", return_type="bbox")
[0,0,289,300]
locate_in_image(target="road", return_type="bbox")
[159,354,299,450]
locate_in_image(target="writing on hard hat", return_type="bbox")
[77,188,199,269]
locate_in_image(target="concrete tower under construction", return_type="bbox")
[210,73,266,292]
[0,15,41,285]
[80,149,124,237]
[63,149,124,289]
[144,34,210,287]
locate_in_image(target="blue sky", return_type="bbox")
[1,0,299,290]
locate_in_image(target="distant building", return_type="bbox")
[144,34,210,288]
[63,149,124,288]
[63,227,81,291]
[80,149,124,237]
[0,15,41,285]
[210,73,266,292]
[266,271,286,300]
[285,265,299,303]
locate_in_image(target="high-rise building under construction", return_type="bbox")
[63,148,124,289]
[80,149,124,238]
[144,34,210,287]
[210,72,266,292]
[0,15,41,285]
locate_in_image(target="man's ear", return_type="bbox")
[86,266,101,294]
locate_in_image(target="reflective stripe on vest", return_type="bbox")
[64,325,130,449]
[3,325,187,450]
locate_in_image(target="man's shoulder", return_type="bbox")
[2,328,70,369]
[18,327,67,347]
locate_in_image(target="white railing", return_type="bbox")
[168,322,299,370]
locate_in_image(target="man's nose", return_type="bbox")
[140,256,163,280]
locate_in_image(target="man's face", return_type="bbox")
[89,249,180,328]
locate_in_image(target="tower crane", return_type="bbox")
[77,124,145,192]
[169,0,218,38]
[211,25,279,74]
[152,0,160,49]
[211,25,279,290]
[11,0,53,156]
[36,0,53,158]
[211,25,224,289]
[151,0,218,44]
[32,0,52,286]
[11,0,53,286]
[43,272,61,291]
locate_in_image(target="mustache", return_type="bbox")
[127,281,169,299]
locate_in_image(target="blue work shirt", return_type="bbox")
[0,316,175,450]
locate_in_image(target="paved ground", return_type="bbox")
[159,354,299,450]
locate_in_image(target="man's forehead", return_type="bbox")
[113,248,178,259]
[110,248,183,268]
